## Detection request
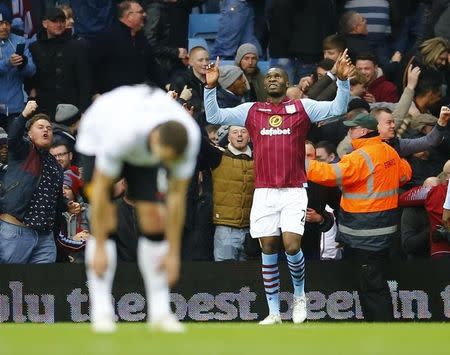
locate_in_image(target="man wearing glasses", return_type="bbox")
[50,142,74,172]
[91,0,163,96]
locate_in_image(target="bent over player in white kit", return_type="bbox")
[76,85,200,332]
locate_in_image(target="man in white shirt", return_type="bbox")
[76,85,200,333]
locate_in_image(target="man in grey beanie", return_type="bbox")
[217,65,249,108]
[235,43,267,102]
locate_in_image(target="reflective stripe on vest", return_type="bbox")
[338,224,398,237]
[342,149,397,200]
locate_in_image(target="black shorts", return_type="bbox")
[80,154,165,202]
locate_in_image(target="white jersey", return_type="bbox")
[76,85,200,180]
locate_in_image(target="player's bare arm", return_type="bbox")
[89,169,117,277]
[160,177,190,286]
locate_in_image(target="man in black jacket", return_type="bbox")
[29,8,91,120]
[92,0,163,95]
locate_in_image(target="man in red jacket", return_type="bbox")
[355,53,398,103]
[399,161,450,259]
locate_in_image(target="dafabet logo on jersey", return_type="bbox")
[260,115,291,136]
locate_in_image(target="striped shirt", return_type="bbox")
[345,0,391,40]
[204,79,350,188]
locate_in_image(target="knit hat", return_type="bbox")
[0,127,7,144]
[55,104,80,125]
[410,113,437,132]
[219,65,244,89]
[343,113,378,130]
[0,3,12,23]
[347,98,370,113]
[43,7,66,21]
[63,170,81,196]
[234,43,258,66]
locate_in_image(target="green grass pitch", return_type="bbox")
[1,322,449,355]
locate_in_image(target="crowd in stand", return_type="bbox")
[0,0,449,266]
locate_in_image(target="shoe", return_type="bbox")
[259,314,282,325]
[91,314,117,333]
[292,295,307,324]
[150,313,185,333]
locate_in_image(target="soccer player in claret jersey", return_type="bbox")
[76,85,200,333]
[204,50,354,324]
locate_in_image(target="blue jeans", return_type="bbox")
[214,225,248,261]
[269,57,316,85]
[212,0,261,58]
[0,220,56,264]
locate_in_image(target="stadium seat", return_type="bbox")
[257,60,270,74]
[219,59,235,67]
[188,13,220,39]
[188,37,209,51]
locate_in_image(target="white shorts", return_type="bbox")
[250,187,308,238]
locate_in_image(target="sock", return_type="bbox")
[261,252,280,316]
[286,249,305,297]
[137,237,171,322]
[85,237,117,321]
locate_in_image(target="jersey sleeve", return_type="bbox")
[204,87,252,126]
[301,79,350,123]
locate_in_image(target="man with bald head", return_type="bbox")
[204,51,354,324]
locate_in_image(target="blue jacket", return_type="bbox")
[1,114,65,221]
[0,33,36,115]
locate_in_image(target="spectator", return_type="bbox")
[169,46,209,125]
[0,101,80,264]
[109,179,140,262]
[0,5,36,131]
[339,11,372,62]
[322,34,347,62]
[211,0,261,59]
[52,103,81,149]
[315,140,339,163]
[57,4,75,33]
[343,1,393,65]
[211,125,254,261]
[349,71,368,99]
[234,43,268,102]
[355,53,399,103]
[303,141,340,259]
[29,7,91,120]
[400,158,450,259]
[311,140,342,260]
[141,0,191,85]
[306,58,337,101]
[92,0,163,95]
[57,170,88,262]
[395,68,443,136]
[373,105,449,158]
[307,113,412,321]
[49,141,78,173]
[217,65,249,108]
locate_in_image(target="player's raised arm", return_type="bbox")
[302,49,354,123]
[204,57,252,126]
